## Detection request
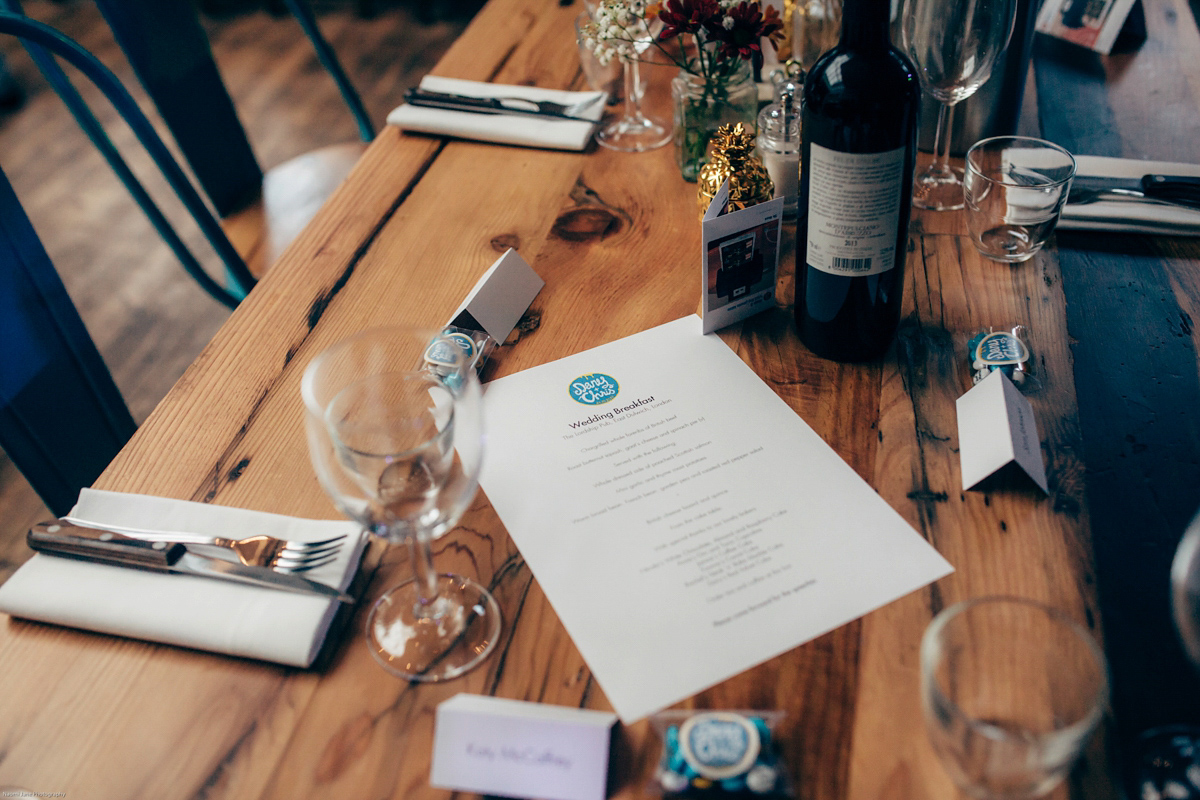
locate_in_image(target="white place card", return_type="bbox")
[447,247,544,342]
[956,370,1049,493]
[701,179,784,334]
[478,316,953,722]
[430,693,617,800]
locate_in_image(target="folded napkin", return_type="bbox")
[1059,155,1200,236]
[387,76,605,151]
[0,489,367,667]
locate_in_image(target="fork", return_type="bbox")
[59,517,347,573]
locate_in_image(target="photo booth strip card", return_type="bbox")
[701,179,784,334]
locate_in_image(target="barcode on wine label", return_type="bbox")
[831,256,873,272]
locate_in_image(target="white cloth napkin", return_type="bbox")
[0,489,367,667]
[387,76,605,151]
[1059,155,1200,236]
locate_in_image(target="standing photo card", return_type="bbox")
[701,179,784,334]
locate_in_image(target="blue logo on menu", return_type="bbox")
[569,373,619,405]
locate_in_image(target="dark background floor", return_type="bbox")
[0,0,479,583]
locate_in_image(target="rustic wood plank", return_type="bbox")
[1034,0,1200,787]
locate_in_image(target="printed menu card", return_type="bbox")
[479,316,952,722]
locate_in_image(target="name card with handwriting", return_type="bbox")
[956,370,1048,493]
[430,693,617,800]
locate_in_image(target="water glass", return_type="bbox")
[963,136,1076,263]
[921,596,1108,799]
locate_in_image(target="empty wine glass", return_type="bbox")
[921,596,1108,799]
[1127,515,1200,800]
[901,0,1016,210]
[1173,512,1200,668]
[302,328,500,681]
[583,11,671,152]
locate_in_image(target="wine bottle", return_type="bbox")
[794,0,920,362]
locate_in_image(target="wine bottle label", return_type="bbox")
[805,142,905,277]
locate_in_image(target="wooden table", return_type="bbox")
[2,0,1198,796]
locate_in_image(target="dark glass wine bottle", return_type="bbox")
[794,0,920,362]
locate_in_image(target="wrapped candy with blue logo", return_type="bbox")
[422,326,495,389]
[967,326,1033,388]
[650,711,792,798]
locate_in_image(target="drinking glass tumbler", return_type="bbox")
[963,136,1076,263]
[921,596,1108,800]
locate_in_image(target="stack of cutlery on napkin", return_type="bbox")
[387,76,607,151]
[0,489,367,667]
[1060,155,1200,236]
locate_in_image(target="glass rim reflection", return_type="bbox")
[921,595,1110,740]
[965,135,1078,190]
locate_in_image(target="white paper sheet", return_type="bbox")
[479,316,953,722]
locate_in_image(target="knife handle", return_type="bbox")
[1143,175,1200,209]
[28,521,186,569]
[404,88,502,113]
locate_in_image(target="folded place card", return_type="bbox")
[447,247,544,343]
[956,370,1049,493]
[701,178,784,334]
[430,693,617,800]
[387,76,605,152]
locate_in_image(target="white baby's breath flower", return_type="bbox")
[581,0,652,65]
[722,14,735,28]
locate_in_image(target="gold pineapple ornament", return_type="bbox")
[697,123,775,217]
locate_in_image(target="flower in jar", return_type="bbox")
[703,0,783,61]
[657,0,721,40]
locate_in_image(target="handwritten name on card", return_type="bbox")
[430,694,616,800]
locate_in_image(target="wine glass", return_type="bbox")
[301,328,500,681]
[593,18,671,152]
[901,0,1017,211]
[1173,512,1200,668]
[1127,515,1200,800]
[920,596,1108,799]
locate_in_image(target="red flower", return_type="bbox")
[704,1,785,61]
[657,0,721,41]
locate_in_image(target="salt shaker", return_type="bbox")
[756,79,801,219]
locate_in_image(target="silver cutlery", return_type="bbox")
[28,522,354,603]
[60,517,346,572]
[1067,174,1200,210]
[403,88,602,122]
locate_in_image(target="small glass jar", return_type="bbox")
[671,61,758,182]
[756,79,802,219]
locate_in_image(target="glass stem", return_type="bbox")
[623,56,644,123]
[406,529,442,618]
[931,100,955,178]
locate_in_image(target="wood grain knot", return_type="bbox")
[505,309,542,345]
[227,458,251,481]
[315,713,375,782]
[491,233,521,252]
[551,207,622,242]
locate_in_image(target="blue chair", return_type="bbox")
[92,0,374,279]
[0,10,255,307]
[0,161,135,517]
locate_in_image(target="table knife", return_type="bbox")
[1068,174,1200,209]
[403,88,595,122]
[27,522,354,603]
